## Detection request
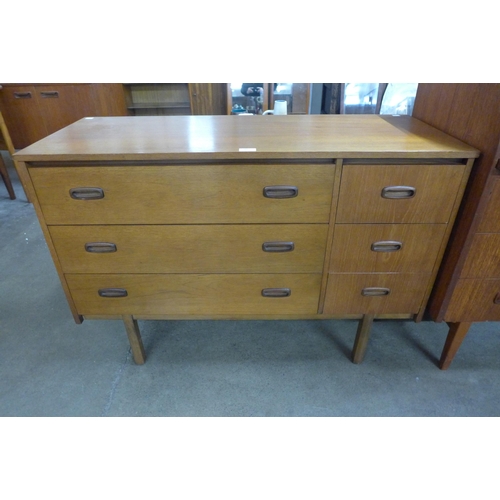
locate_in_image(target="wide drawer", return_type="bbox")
[444,278,500,322]
[323,273,431,315]
[29,164,335,224]
[336,164,466,223]
[461,233,500,278]
[66,273,322,316]
[329,223,446,273]
[50,224,328,274]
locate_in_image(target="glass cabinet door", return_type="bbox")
[341,83,380,114]
[340,83,418,115]
[270,83,311,114]
[379,83,418,115]
[227,83,269,114]
[227,83,312,115]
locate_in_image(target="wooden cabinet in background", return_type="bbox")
[413,83,500,369]
[0,84,127,149]
[123,83,227,116]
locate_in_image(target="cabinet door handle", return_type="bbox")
[85,242,117,253]
[69,187,105,200]
[263,186,298,199]
[262,241,295,252]
[371,241,403,252]
[14,92,32,99]
[40,91,59,98]
[361,287,391,296]
[381,186,416,199]
[493,293,500,305]
[262,288,291,298]
[98,288,128,298]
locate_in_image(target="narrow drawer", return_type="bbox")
[330,224,446,273]
[461,233,500,278]
[477,177,500,233]
[444,278,500,322]
[29,164,335,224]
[323,273,431,315]
[66,273,322,316]
[50,224,328,274]
[336,164,466,223]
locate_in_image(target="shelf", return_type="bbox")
[127,102,191,110]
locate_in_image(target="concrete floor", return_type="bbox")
[1,151,500,417]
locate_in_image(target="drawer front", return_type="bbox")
[461,233,500,278]
[323,273,430,315]
[30,164,335,224]
[50,224,328,274]
[336,164,466,223]
[444,278,500,322]
[477,177,500,233]
[66,274,322,316]
[330,224,446,273]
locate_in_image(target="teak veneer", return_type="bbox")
[14,115,479,365]
[413,83,500,369]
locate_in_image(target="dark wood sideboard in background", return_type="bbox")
[413,83,500,369]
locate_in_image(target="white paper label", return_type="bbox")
[239,148,257,152]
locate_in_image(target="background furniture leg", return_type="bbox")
[439,322,471,370]
[0,153,15,199]
[352,314,374,364]
[122,315,146,364]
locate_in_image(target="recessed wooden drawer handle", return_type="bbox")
[14,92,32,99]
[361,287,391,296]
[371,241,403,252]
[40,91,59,98]
[381,186,416,199]
[262,288,291,297]
[262,241,295,252]
[85,242,117,253]
[70,187,105,200]
[98,288,128,298]
[263,186,298,199]
[494,293,500,305]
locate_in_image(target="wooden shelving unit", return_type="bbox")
[123,83,192,116]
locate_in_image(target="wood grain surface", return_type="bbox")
[14,115,479,162]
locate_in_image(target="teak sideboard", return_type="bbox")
[14,115,479,365]
[413,83,500,369]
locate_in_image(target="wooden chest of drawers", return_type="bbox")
[14,115,478,364]
[413,84,500,368]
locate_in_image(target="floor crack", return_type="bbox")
[101,348,131,416]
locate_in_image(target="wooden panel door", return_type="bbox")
[35,85,98,135]
[0,85,47,148]
[91,84,128,116]
[189,83,226,115]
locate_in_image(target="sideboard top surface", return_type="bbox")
[14,115,479,162]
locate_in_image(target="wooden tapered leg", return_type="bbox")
[439,322,472,370]
[352,314,374,364]
[122,315,146,365]
[0,154,15,200]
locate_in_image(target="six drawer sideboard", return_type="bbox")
[14,115,479,364]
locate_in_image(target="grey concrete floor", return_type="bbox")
[1,151,500,417]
